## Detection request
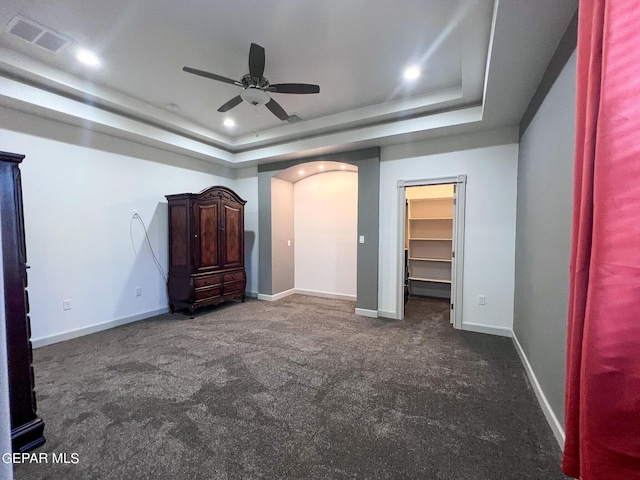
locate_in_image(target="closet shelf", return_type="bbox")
[410,196,453,201]
[409,257,452,262]
[408,277,452,284]
[409,237,452,241]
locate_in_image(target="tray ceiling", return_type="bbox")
[0,0,577,167]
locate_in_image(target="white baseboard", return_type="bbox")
[258,288,356,302]
[461,322,512,337]
[294,289,356,302]
[32,307,169,348]
[257,288,296,302]
[378,309,400,320]
[355,308,378,318]
[512,330,565,449]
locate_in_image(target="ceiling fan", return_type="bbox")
[183,43,320,121]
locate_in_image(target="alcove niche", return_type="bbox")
[257,148,380,316]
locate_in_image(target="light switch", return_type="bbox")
[359,235,365,244]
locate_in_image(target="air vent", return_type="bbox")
[287,113,304,123]
[6,15,72,53]
[8,17,42,42]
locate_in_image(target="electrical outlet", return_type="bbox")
[135,287,142,297]
[359,235,365,244]
[478,295,486,306]
[63,299,71,310]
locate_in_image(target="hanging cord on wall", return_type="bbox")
[130,213,168,285]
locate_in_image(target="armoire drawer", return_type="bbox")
[223,281,244,295]
[195,286,222,300]
[194,274,222,288]
[223,271,245,283]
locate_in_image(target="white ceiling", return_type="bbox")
[0,0,577,168]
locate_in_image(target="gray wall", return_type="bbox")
[257,172,273,295]
[354,153,380,311]
[257,148,380,311]
[271,178,295,294]
[514,49,576,425]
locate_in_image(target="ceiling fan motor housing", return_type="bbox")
[242,73,269,89]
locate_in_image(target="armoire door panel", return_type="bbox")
[222,203,243,268]
[169,205,188,267]
[196,203,219,270]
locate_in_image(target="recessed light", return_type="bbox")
[319,165,325,170]
[298,170,305,175]
[340,165,346,170]
[76,48,100,67]
[166,103,179,113]
[403,65,420,80]
[224,118,235,127]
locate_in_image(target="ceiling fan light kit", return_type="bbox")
[240,87,270,106]
[183,42,320,122]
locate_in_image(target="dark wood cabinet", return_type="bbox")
[0,151,45,452]
[166,186,246,317]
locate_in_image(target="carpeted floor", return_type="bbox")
[14,295,565,479]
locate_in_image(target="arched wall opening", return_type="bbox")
[291,163,358,299]
[257,148,380,315]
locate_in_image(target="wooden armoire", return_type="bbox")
[0,151,45,452]
[166,186,246,317]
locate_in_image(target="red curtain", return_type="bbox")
[563,0,640,478]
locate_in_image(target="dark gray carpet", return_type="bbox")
[14,295,565,479]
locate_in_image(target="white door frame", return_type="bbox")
[396,175,467,328]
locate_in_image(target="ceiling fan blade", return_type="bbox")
[183,67,242,87]
[217,95,243,113]
[249,43,265,80]
[267,83,320,94]
[265,98,289,121]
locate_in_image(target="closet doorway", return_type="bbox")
[397,176,466,328]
